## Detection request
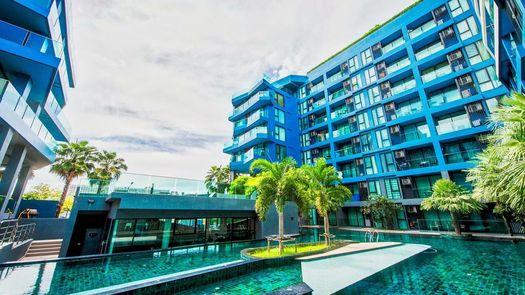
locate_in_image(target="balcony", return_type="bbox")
[0,78,59,150]
[244,147,266,163]
[436,113,471,135]
[233,110,266,133]
[386,57,410,75]
[326,71,345,84]
[312,98,326,109]
[444,147,482,164]
[391,78,416,96]
[331,106,351,120]
[333,125,357,138]
[230,91,270,118]
[328,89,347,101]
[409,19,437,39]
[415,41,444,61]
[335,145,360,157]
[428,87,462,107]
[43,92,72,138]
[400,129,430,143]
[341,168,359,178]
[382,37,404,55]
[420,62,452,83]
[397,154,438,170]
[393,101,422,120]
[0,19,63,59]
[224,126,268,151]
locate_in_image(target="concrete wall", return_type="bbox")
[16,200,58,218]
[18,218,68,240]
[260,202,299,238]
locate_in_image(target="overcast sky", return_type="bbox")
[29,0,414,189]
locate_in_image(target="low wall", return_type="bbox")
[16,200,59,218]
[0,240,31,263]
[18,218,69,240]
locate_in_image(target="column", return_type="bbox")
[440,170,450,179]
[0,126,13,164]
[161,219,173,249]
[0,145,27,217]
[10,165,32,218]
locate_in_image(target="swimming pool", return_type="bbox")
[0,229,524,294]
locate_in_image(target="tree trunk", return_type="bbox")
[55,176,72,218]
[278,212,284,255]
[450,212,461,235]
[502,212,513,236]
[323,215,330,246]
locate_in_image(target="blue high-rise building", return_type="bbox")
[0,0,74,219]
[225,0,510,229]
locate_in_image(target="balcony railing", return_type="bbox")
[312,98,326,109]
[415,42,445,60]
[335,146,360,157]
[397,154,438,170]
[333,125,356,138]
[244,147,266,163]
[0,19,64,59]
[386,57,410,74]
[45,92,72,135]
[421,63,452,83]
[395,103,422,118]
[0,78,60,150]
[391,79,416,96]
[428,87,462,107]
[408,19,437,39]
[331,107,350,119]
[444,147,482,163]
[230,91,269,117]
[400,129,430,143]
[224,126,268,149]
[382,37,404,55]
[328,89,347,101]
[326,71,345,84]
[341,168,359,178]
[436,115,471,135]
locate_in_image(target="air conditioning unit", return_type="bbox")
[312,149,320,155]
[395,150,406,158]
[376,62,386,70]
[359,182,368,188]
[352,137,361,143]
[343,80,351,87]
[390,125,400,133]
[472,119,482,126]
[340,62,349,71]
[381,82,391,90]
[309,114,316,120]
[307,83,313,89]
[345,97,353,105]
[467,103,483,112]
[461,89,472,98]
[372,43,382,51]
[401,177,412,185]
[385,103,396,111]
[407,205,418,213]
[356,158,364,165]
[448,50,463,61]
[453,64,464,71]
[349,116,356,123]
[440,27,454,38]
[308,99,314,104]
[457,75,473,86]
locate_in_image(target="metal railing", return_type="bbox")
[0,219,35,247]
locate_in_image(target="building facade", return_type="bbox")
[0,0,74,220]
[225,0,510,229]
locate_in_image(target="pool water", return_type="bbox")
[0,229,524,294]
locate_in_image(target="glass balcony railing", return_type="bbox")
[436,115,471,135]
[391,79,416,96]
[244,147,266,163]
[341,168,359,178]
[328,89,347,101]
[0,78,59,150]
[44,92,72,135]
[230,91,269,117]
[312,98,326,109]
[77,173,253,199]
[0,19,63,59]
[234,111,266,131]
[408,20,437,39]
[421,63,452,83]
[326,72,344,84]
[335,146,360,157]
[398,155,438,170]
[386,57,410,74]
[310,83,325,94]
[333,125,355,138]
[311,116,327,127]
[400,129,430,143]
[428,88,462,107]
[444,147,482,163]
[395,103,422,118]
[224,126,268,149]
[331,107,350,119]
[382,37,404,54]
[415,42,445,61]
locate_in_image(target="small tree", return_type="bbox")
[361,195,402,230]
[205,165,230,194]
[60,196,74,217]
[89,150,127,194]
[228,175,256,198]
[23,184,60,200]
[250,158,310,255]
[51,141,97,217]
[421,179,485,235]
[302,158,352,245]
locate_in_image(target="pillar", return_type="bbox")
[10,165,32,218]
[0,145,27,217]
[0,126,13,164]
[161,219,173,249]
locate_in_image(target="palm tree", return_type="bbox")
[301,158,352,245]
[468,93,525,218]
[89,150,128,194]
[205,165,230,194]
[51,141,97,217]
[421,179,485,235]
[250,157,310,255]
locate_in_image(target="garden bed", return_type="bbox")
[241,240,353,260]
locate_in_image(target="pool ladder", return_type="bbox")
[364,229,380,242]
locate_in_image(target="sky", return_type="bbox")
[28,0,414,190]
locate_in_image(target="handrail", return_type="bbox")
[0,219,35,247]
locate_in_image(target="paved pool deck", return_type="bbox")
[300,243,431,294]
[297,242,402,261]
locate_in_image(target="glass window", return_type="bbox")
[465,41,491,65]
[274,93,284,107]
[361,48,373,65]
[133,219,162,247]
[360,133,373,152]
[357,112,370,130]
[368,180,381,195]
[457,16,478,40]
[375,129,390,148]
[354,92,365,110]
[385,178,402,199]
[351,74,362,91]
[274,109,285,124]
[174,219,196,234]
[448,0,469,17]
[428,85,462,107]
[367,86,381,105]
[275,126,286,141]
[365,67,377,84]
[301,150,312,164]
[436,111,471,134]
[276,145,287,161]
[485,97,500,113]
[348,55,359,72]
[372,106,386,126]
[364,156,378,175]
[380,152,396,172]
[475,66,502,92]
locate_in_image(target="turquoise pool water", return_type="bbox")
[0,229,524,294]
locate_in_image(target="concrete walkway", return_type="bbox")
[337,226,525,240]
[297,242,401,261]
